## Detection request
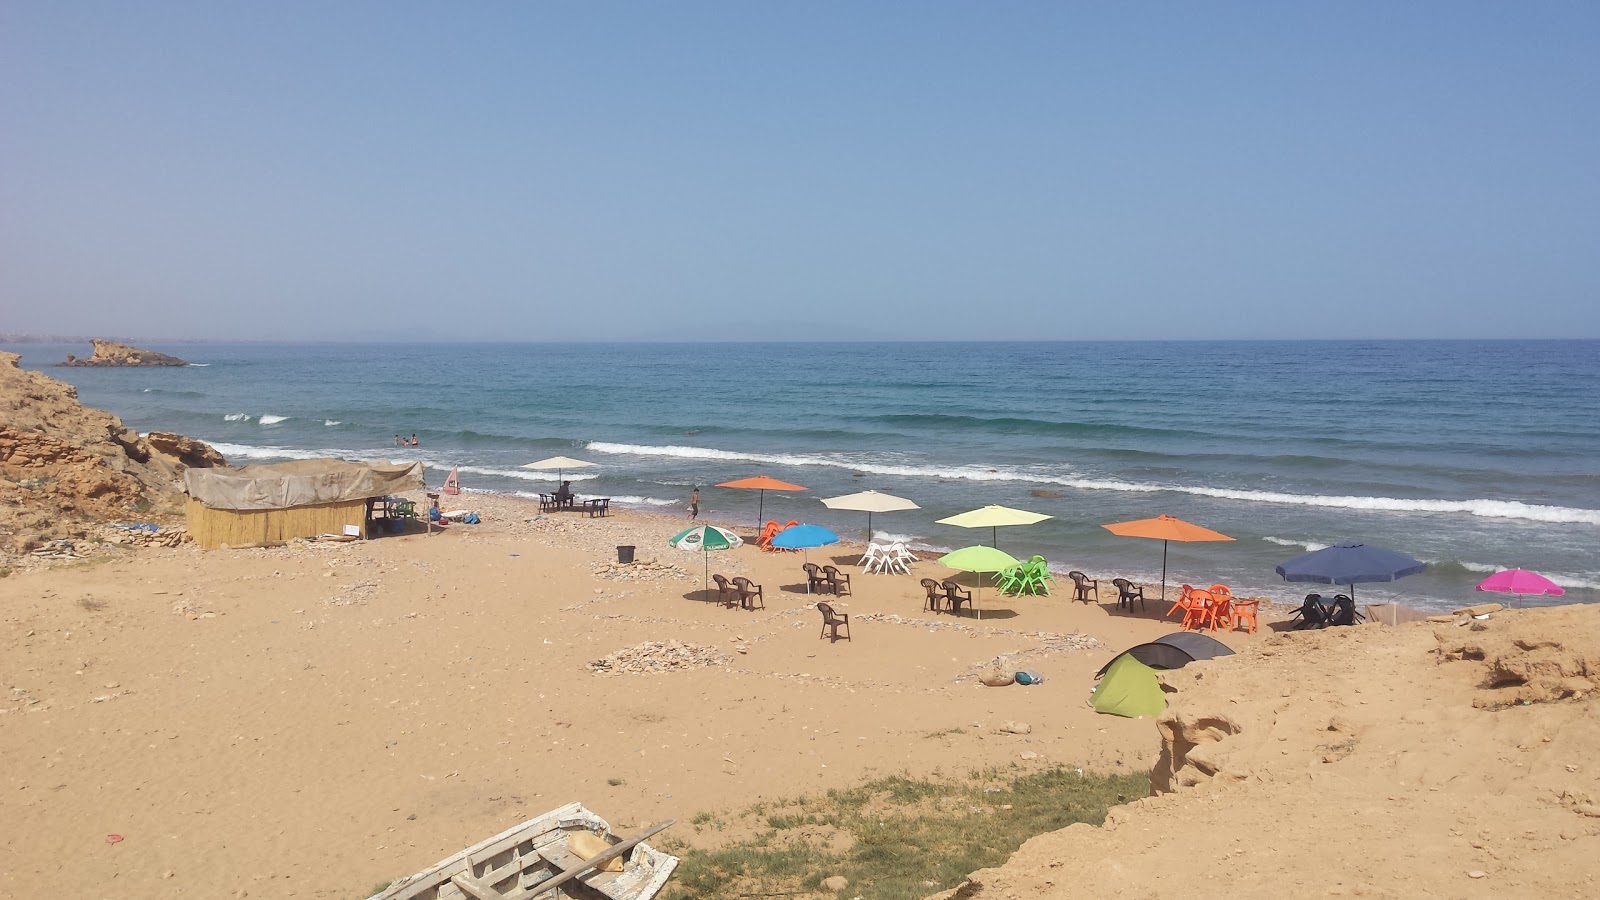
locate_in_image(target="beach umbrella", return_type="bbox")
[771,523,841,591]
[1475,568,1564,606]
[937,545,1021,621]
[716,475,808,530]
[936,504,1052,548]
[1102,515,1235,604]
[820,490,920,542]
[520,455,597,483]
[668,524,743,593]
[1274,543,1427,602]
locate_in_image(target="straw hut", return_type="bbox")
[184,458,425,550]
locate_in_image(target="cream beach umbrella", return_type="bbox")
[820,490,920,542]
[937,545,1021,621]
[936,504,1052,549]
[668,524,743,594]
[520,455,597,483]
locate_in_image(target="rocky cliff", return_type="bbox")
[0,352,222,555]
[61,339,187,367]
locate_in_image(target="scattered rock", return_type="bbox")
[822,875,849,891]
[588,641,732,675]
[999,721,1032,734]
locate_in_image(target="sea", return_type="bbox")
[7,340,1598,612]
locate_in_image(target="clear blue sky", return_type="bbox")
[3,2,1597,341]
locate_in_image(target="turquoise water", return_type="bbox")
[9,340,1598,610]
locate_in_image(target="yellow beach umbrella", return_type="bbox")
[936,504,1052,548]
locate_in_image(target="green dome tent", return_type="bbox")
[1091,654,1167,718]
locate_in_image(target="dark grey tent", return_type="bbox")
[1094,631,1234,679]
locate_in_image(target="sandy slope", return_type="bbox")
[0,496,1230,898]
[931,605,1600,899]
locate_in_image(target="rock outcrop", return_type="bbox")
[60,339,187,367]
[146,431,228,469]
[0,352,222,555]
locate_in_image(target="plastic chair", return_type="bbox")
[1182,589,1216,631]
[1230,597,1259,634]
[942,579,972,616]
[802,562,829,594]
[732,576,765,610]
[1206,585,1234,631]
[1067,571,1099,603]
[1111,578,1146,612]
[920,578,944,611]
[823,565,852,596]
[817,602,850,642]
[711,574,740,607]
[1168,584,1196,618]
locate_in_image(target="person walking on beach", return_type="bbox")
[689,486,699,519]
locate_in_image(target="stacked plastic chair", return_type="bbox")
[995,555,1054,596]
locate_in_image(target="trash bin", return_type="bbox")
[617,545,635,564]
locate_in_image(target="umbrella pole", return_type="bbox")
[1161,540,1169,604]
[992,526,998,548]
[867,512,873,544]
[757,491,765,532]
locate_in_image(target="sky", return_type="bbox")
[2,2,1597,342]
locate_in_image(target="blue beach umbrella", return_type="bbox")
[1274,543,1427,601]
[771,524,841,591]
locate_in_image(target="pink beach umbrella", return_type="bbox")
[1475,569,1565,601]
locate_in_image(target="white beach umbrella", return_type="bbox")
[520,455,597,482]
[820,490,920,542]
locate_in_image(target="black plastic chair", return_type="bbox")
[711,574,740,607]
[1068,571,1099,603]
[802,562,830,594]
[920,578,944,612]
[1290,593,1329,629]
[823,565,852,596]
[1111,577,1146,612]
[817,602,850,642]
[1328,594,1364,627]
[942,579,972,616]
[733,577,765,610]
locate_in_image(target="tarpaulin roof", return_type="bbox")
[185,459,425,511]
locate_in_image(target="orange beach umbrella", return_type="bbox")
[1102,514,1235,603]
[716,475,807,529]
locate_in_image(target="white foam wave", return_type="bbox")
[1262,536,1331,553]
[142,388,151,392]
[206,441,328,461]
[258,414,288,425]
[187,363,210,367]
[324,419,341,426]
[510,490,675,507]
[445,464,598,483]
[224,413,250,422]
[587,442,1600,526]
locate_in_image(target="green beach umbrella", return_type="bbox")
[669,524,744,594]
[937,545,1021,621]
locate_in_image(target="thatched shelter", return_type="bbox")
[184,459,425,550]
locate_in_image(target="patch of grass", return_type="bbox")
[922,727,966,739]
[77,595,107,611]
[359,880,392,898]
[662,766,1148,900]
[607,777,626,787]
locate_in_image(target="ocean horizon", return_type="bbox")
[9,338,1598,611]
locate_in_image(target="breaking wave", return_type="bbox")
[587,442,1600,526]
[257,414,288,425]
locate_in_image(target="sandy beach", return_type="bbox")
[1,494,1226,898]
[5,491,1600,899]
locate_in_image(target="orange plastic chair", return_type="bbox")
[1207,584,1234,631]
[1182,589,1215,631]
[1167,584,1196,618]
[1230,598,1260,634]
[756,520,782,551]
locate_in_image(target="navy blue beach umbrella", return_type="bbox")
[1274,543,1427,601]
